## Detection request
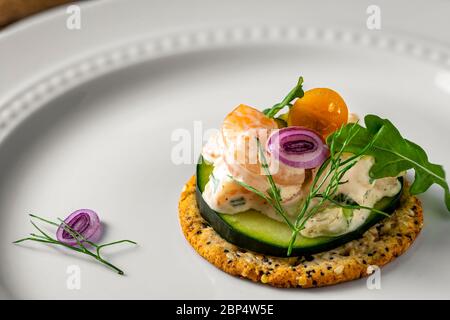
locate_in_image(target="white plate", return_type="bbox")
[0,0,450,299]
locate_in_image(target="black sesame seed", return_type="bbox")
[227,260,232,264]
[362,259,367,264]
[327,266,332,270]
[320,272,324,276]
[224,249,229,253]
[385,247,389,252]
[396,233,402,237]
[206,241,211,245]
[275,264,280,267]
[368,253,373,257]
[262,257,269,263]
[312,280,317,286]
[196,230,202,235]
[305,255,314,262]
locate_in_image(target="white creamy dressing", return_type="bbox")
[202,157,304,221]
[201,131,401,238]
[301,156,401,237]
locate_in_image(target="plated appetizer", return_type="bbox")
[179,77,450,288]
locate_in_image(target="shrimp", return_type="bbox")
[221,104,306,187]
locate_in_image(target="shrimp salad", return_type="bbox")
[192,77,448,256]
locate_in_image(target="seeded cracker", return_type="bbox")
[179,176,423,288]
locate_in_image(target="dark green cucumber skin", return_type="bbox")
[196,158,403,257]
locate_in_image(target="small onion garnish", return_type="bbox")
[267,126,329,169]
[56,209,102,246]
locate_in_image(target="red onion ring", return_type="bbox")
[267,126,329,169]
[56,209,102,246]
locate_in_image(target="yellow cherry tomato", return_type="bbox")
[287,88,348,138]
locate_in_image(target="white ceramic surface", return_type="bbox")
[0,0,449,299]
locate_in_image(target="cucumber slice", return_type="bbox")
[196,157,402,257]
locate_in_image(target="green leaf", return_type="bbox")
[342,208,353,224]
[263,77,304,118]
[329,115,450,211]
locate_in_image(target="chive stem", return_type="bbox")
[14,214,136,275]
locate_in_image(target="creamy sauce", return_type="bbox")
[202,157,304,221]
[202,131,307,221]
[301,155,401,237]
[202,132,401,238]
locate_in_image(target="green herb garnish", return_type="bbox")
[263,77,304,118]
[229,138,296,230]
[226,78,449,256]
[330,115,450,211]
[286,123,377,255]
[229,124,378,255]
[228,112,449,255]
[14,214,137,275]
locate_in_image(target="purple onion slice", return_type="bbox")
[56,209,102,246]
[267,126,329,169]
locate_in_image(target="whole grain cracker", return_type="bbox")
[179,176,423,288]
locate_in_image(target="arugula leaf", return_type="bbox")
[263,77,304,118]
[329,114,450,211]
